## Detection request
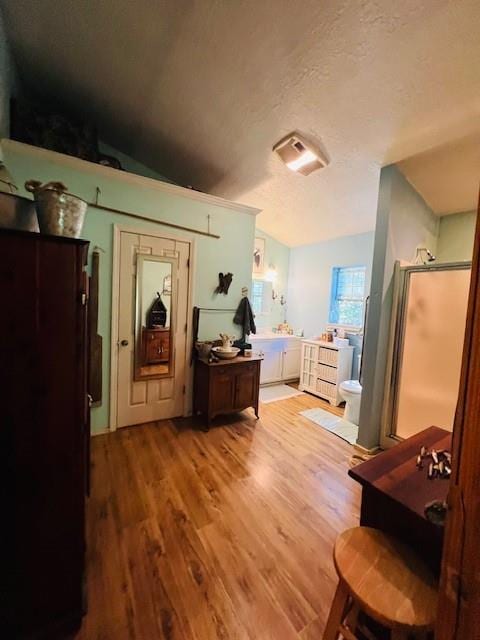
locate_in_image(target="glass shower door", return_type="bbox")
[393,265,471,439]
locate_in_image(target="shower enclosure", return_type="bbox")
[383,261,471,442]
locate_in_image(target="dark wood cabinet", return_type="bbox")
[0,229,89,639]
[142,327,170,364]
[193,355,262,428]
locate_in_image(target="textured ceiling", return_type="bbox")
[2,0,480,246]
[398,134,480,215]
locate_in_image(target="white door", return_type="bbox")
[283,344,301,379]
[116,230,190,428]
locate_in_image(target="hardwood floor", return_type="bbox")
[76,392,360,639]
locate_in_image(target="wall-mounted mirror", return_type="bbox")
[251,279,273,315]
[135,254,177,380]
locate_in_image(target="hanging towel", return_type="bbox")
[233,297,256,338]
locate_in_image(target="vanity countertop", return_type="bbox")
[250,332,302,341]
[301,338,354,349]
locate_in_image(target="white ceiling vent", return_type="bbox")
[273,133,328,176]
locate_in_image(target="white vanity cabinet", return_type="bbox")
[251,335,302,385]
[299,339,353,406]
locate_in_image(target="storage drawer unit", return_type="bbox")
[299,340,354,406]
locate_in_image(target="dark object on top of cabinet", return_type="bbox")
[0,228,90,639]
[193,355,262,430]
[147,292,167,328]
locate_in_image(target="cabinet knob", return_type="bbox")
[120,339,129,346]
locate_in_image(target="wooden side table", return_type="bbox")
[349,426,451,575]
[193,355,262,429]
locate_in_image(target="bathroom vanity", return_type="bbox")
[250,333,302,384]
[299,339,353,405]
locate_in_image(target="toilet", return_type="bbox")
[339,355,362,425]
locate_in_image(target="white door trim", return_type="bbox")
[110,224,196,431]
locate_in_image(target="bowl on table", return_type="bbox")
[211,346,240,360]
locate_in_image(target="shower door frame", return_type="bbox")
[381,260,472,447]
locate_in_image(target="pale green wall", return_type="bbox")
[359,165,440,449]
[3,142,256,433]
[253,228,290,330]
[437,210,476,263]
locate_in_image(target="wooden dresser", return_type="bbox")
[0,229,89,638]
[193,355,262,429]
[142,327,170,364]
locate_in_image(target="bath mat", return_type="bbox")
[259,384,304,404]
[300,407,358,445]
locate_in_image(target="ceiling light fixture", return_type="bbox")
[273,132,328,176]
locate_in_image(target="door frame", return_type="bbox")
[109,224,196,431]
[437,198,480,639]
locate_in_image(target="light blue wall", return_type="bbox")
[437,210,476,263]
[358,165,440,449]
[254,228,290,330]
[3,141,257,433]
[286,231,375,339]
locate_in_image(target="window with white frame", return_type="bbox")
[328,266,366,327]
[251,279,265,315]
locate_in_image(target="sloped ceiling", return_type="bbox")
[398,134,480,215]
[2,0,480,246]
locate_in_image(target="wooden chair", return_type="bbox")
[323,527,438,640]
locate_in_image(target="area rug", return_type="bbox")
[300,407,358,445]
[259,384,304,404]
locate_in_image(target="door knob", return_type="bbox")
[120,339,129,346]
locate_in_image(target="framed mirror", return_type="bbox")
[134,254,177,380]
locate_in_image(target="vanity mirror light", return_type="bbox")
[135,254,177,380]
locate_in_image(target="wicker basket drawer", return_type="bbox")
[319,347,338,367]
[316,379,336,399]
[317,363,337,383]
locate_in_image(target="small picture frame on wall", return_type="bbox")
[253,237,265,274]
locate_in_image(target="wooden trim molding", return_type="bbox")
[437,195,480,640]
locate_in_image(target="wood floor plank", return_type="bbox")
[76,393,360,639]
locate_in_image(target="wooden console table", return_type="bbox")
[193,355,262,429]
[349,426,451,575]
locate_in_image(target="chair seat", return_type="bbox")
[334,527,438,630]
